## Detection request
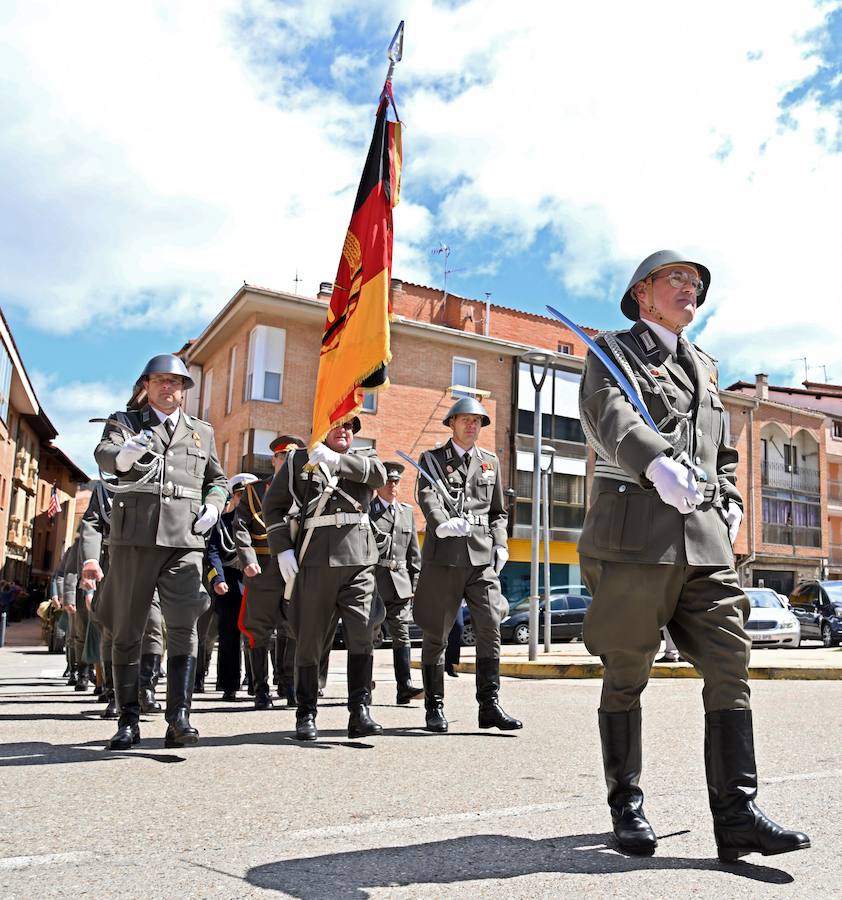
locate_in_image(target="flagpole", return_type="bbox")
[385,21,404,84]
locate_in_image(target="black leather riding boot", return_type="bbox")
[138,653,163,714]
[164,655,199,748]
[476,657,522,730]
[251,645,274,710]
[705,709,810,861]
[101,662,118,719]
[599,708,657,855]
[295,665,319,741]
[394,646,424,704]
[347,654,382,738]
[74,662,90,691]
[108,663,141,750]
[422,663,448,733]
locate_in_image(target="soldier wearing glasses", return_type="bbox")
[233,434,305,709]
[264,417,386,741]
[369,462,424,704]
[412,397,521,734]
[578,250,809,860]
[94,354,228,750]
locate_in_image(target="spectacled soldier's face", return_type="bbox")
[634,264,701,331]
[325,421,355,452]
[379,479,400,503]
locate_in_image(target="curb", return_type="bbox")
[411,660,842,681]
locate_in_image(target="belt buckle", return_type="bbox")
[161,481,174,498]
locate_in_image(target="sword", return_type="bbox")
[89,417,153,441]
[545,305,707,484]
[395,450,462,517]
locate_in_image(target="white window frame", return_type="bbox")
[451,357,477,399]
[202,368,213,421]
[244,325,286,403]
[361,392,377,414]
[226,345,237,415]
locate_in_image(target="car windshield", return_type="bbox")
[822,583,842,604]
[746,589,784,609]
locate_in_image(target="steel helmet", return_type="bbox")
[442,396,491,427]
[621,250,711,321]
[139,354,195,390]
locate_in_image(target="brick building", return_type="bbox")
[182,281,594,602]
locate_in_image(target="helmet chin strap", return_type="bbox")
[637,278,685,334]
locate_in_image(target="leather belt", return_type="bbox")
[113,481,203,501]
[304,512,371,529]
[465,512,489,526]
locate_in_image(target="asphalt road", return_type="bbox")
[1,627,840,899]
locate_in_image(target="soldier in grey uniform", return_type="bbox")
[578,250,809,860]
[60,537,90,690]
[369,462,423,704]
[412,398,522,734]
[94,354,228,750]
[233,434,305,709]
[80,479,165,719]
[53,543,77,683]
[264,417,386,741]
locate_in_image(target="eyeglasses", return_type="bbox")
[651,269,704,296]
[332,423,355,432]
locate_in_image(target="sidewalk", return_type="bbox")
[413,640,842,681]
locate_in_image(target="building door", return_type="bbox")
[753,569,795,596]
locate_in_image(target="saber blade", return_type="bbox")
[395,450,459,515]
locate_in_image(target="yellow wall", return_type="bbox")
[507,538,579,564]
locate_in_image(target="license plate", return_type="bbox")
[753,633,773,642]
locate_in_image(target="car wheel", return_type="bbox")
[822,624,836,648]
[513,623,530,645]
[461,623,476,647]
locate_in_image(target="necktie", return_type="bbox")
[164,418,175,438]
[676,338,696,388]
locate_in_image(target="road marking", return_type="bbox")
[0,851,94,871]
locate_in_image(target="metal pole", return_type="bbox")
[528,360,548,661]
[542,452,554,653]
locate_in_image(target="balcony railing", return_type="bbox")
[762,523,822,548]
[761,461,820,493]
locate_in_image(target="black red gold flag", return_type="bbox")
[310,82,402,448]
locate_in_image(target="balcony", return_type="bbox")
[762,523,822,548]
[829,544,842,565]
[761,461,820,494]
[829,481,842,506]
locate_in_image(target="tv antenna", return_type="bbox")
[293,269,303,294]
[432,242,464,303]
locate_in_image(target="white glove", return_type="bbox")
[115,431,152,472]
[645,455,703,515]
[493,545,509,574]
[278,549,299,581]
[192,504,219,535]
[724,504,743,545]
[435,517,472,538]
[308,442,341,471]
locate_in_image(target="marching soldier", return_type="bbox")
[94,354,228,750]
[369,462,423,704]
[53,543,77,683]
[578,250,809,859]
[264,417,386,741]
[233,435,305,709]
[80,479,165,719]
[412,398,522,734]
[206,472,257,701]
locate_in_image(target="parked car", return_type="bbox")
[333,618,422,649]
[788,580,842,647]
[500,590,592,645]
[743,587,801,648]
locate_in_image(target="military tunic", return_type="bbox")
[369,497,421,648]
[412,440,509,665]
[578,319,751,713]
[94,405,228,665]
[263,448,386,667]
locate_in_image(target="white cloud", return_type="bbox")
[3,0,842,388]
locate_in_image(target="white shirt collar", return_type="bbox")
[150,405,180,428]
[641,318,678,355]
[450,440,474,459]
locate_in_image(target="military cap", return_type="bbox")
[228,473,259,493]
[384,461,405,481]
[621,250,711,321]
[269,434,306,453]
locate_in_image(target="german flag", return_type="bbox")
[310,82,402,449]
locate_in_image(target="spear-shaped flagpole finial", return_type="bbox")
[386,20,404,82]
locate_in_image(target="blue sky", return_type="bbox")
[2,0,842,473]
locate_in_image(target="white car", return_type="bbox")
[743,588,801,648]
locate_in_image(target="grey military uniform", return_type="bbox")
[413,440,509,665]
[369,498,421,648]
[94,405,228,664]
[81,481,164,664]
[263,448,386,667]
[578,319,750,713]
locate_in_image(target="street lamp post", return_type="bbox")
[542,448,555,653]
[520,350,554,662]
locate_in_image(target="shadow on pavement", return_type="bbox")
[0,739,185,766]
[245,832,796,898]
